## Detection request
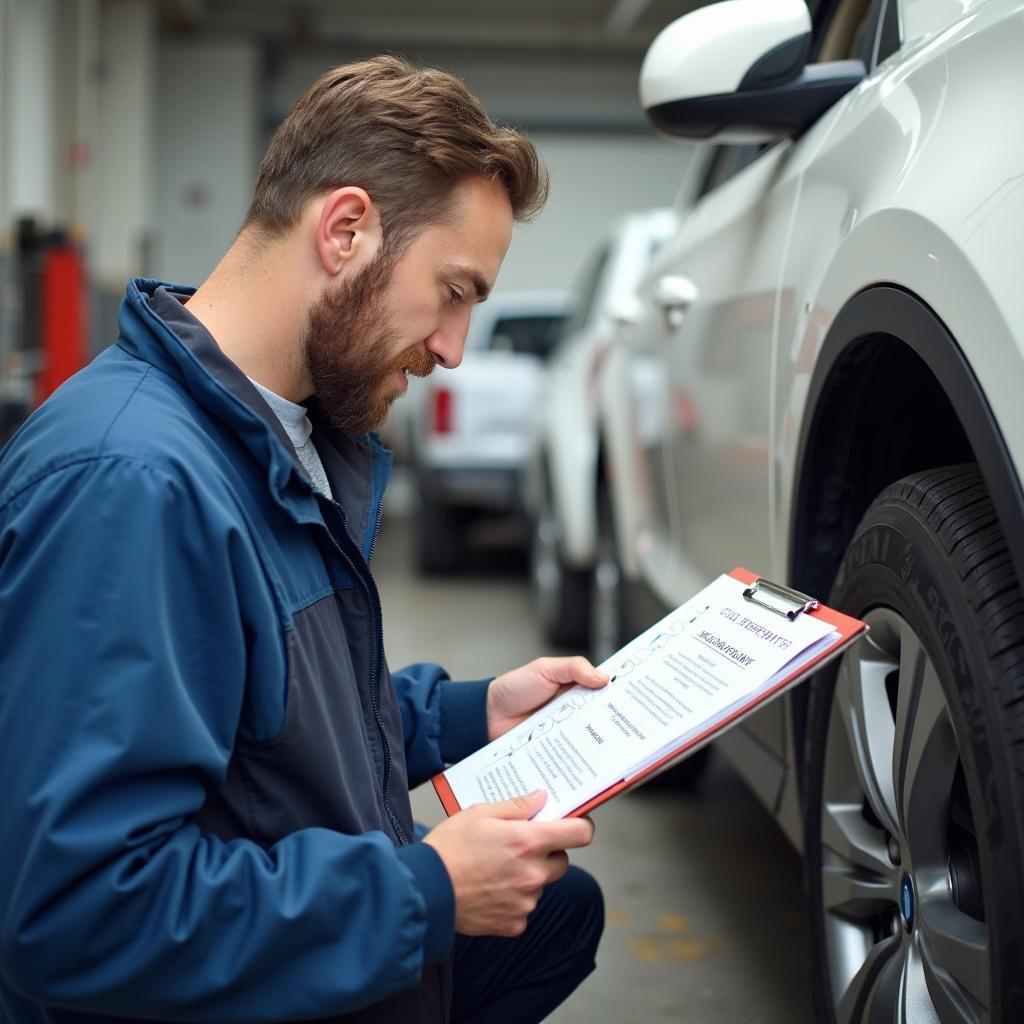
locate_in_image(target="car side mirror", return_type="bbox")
[640,0,865,143]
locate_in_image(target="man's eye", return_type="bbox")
[447,287,463,305]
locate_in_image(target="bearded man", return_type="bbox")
[0,56,606,1024]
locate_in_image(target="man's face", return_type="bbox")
[304,175,514,435]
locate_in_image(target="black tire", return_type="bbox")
[530,470,591,647]
[803,465,1024,1022]
[414,489,466,575]
[589,484,631,666]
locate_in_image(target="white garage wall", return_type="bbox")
[152,48,691,292]
[94,0,156,287]
[153,42,259,287]
[270,53,691,291]
[500,132,691,293]
[5,0,58,224]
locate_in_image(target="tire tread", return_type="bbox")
[879,464,1024,788]
[807,464,1024,1022]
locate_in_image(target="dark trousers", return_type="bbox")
[451,865,604,1024]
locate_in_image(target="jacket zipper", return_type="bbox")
[367,476,386,565]
[324,496,408,846]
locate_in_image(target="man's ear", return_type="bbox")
[315,187,381,276]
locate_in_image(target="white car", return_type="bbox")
[522,208,677,646]
[597,0,1024,1018]
[407,290,570,573]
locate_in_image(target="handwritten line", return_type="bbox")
[694,635,751,669]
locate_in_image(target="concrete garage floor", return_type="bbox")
[375,514,813,1023]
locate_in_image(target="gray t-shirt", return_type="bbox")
[249,378,334,500]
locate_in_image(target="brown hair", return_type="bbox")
[245,55,547,253]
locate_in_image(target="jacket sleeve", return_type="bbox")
[0,456,453,1019]
[391,664,491,787]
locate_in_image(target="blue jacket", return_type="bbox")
[0,279,491,1022]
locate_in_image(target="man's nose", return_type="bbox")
[424,326,467,370]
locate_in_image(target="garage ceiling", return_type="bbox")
[160,0,711,57]
[158,0,719,134]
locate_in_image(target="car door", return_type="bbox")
[646,0,893,594]
[637,0,896,783]
[650,143,786,593]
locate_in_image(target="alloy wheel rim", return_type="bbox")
[820,607,990,1022]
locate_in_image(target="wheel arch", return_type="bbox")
[787,284,1024,755]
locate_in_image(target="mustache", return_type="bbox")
[396,347,436,379]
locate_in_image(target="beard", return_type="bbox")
[303,250,435,436]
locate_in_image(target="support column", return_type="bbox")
[153,39,259,285]
[54,0,102,238]
[1,0,59,426]
[5,0,58,224]
[93,0,157,289]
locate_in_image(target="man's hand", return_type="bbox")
[486,656,609,741]
[422,790,594,937]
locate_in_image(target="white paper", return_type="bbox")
[441,574,838,821]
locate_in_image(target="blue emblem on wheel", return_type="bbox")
[900,873,915,932]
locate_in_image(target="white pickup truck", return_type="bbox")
[403,290,570,573]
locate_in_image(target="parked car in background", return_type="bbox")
[595,0,1024,1018]
[522,208,677,647]
[406,289,570,573]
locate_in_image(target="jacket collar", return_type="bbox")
[116,277,391,556]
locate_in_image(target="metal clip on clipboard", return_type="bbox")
[742,577,820,621]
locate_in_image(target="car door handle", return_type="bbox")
[654,274,699,328]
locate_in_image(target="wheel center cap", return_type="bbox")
[899,873,915,933]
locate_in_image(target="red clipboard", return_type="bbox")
[433,567,867,819]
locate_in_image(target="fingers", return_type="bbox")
[506,853,569,936]
[507,853,569,935]
[534,655,610,689]
[546,849,570,882]
[533,816,596,852]
[486,789,548,820]
[574,655,611,688]
[475,792,595,847]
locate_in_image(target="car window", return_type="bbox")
[874,0,901,64]
[814,0,899,66]
[817,0,872,61]
[487,314,567,360]
[696,144,768,200]
[691,0,899,204]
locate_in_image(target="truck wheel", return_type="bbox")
[414,491,466,575]
[531,472,591,647]
[803,465,1024,1022]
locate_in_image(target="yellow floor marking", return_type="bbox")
[668,937,725,961]
[656,913,689,933]
[630,936,664,962]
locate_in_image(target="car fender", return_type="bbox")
[773,227,1024,853]
[771,0,1024,582]
[780,210,1024,571]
